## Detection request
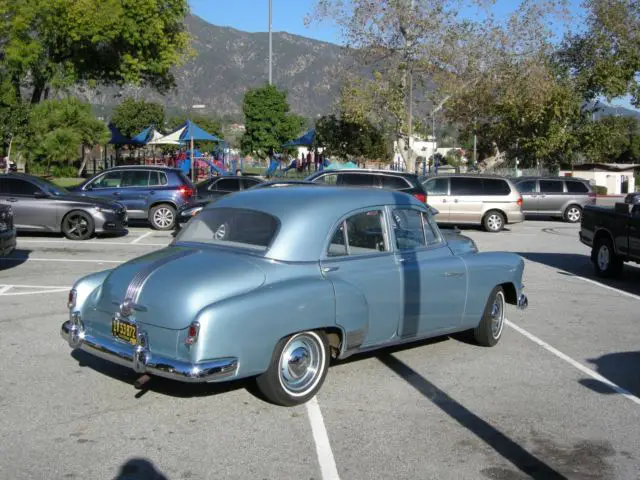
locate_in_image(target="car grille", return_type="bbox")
[0,208,13,232]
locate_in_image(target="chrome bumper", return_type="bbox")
[60,318,238,383]
[517,293,528,310]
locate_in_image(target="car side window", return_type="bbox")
[539,180,564,193]
[121,170,150,187]
[3,178,40,196]
[424,178,448,195]
[327,210,387,257]
[242,178,261,189]
[91,171,122,189]
[149,171,168,186]
[422,212,443,246]
[482,179,511,195]
[339,173,376,187]
[450,177,482,195]
[381,176,410,189]
[213,179,241,192]
[391,208,426,250]
[314,173,338,185]
[565,180,588,193]
[327,222,347,257]
[516,180,537,193]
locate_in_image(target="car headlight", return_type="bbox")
[92,206,115,214]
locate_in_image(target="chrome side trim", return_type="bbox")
[61,320,238,383]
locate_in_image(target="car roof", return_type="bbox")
[308,169,419,179]
[202,186,426,262]
[420,173,510,180]
[105,165,182,173]
[512,175,589,182]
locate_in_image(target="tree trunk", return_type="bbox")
[396,136,416,173]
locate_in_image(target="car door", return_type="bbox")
[515,179,539,214]
[319,207,402,346]
[448,177,484,223]
[82,170,123,201]
[390,207,467,336]
[0,177,57,230]
[538,180,565,215]
[422,177,450,221]
[119,169,152,214]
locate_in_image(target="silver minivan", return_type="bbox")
[512,176,596,223]
[420,174,524,232]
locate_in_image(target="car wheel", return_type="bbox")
[483,210,505,233]
[62,211,94,240]
[256,330,330,406]
[149,204,176,230]
[564,205,582,223]
[593,237,623,278]
[473,286,505,347]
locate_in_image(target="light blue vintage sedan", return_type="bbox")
[61,186,528,406]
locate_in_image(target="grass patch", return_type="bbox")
[51,177,84,188]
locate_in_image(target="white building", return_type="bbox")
[559,163,639,195]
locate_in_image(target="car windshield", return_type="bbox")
[37,178,69,196]
[174,207,280,251]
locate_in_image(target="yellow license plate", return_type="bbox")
[112,318,137,345]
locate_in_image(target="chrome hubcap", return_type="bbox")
[153,208,174,228]
[278,332,324,396]
[567,207,581,222]
[597,245,610,271]
[487,214,503,231]
[490,291,505,339]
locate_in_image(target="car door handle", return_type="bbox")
[442,271,464,277]
[112,192,120,196]
[453,199,459,203]
[6,198,17,202]
[322,266,339,273]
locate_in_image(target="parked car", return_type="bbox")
[70,166,194,230]
[195,175,264,201]
[0,174,127,240]
[61,186,529,406]
[512,176,596,223]
[305,169,429,204]
[579,197,640,277]
[0,204,16,257]
[420,174,524,232]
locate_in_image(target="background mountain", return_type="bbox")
[78,14,348,122]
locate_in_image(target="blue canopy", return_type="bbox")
[108,124,132,145]
[180,119,223,142]
[130,126,154,145]
[283,129,316,147]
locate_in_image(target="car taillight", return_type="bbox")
[68,289,77,309]
[414,193,427,203]
[517,196,523,206]
[185,321,200,346]
[179,186,193,198]
[588,192,596,198]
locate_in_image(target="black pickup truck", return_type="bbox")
[579,193,640,277]
[0,204,16,257]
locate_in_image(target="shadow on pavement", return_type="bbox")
[112,458,168,480]
[517,251,640,297]
[378,353,567,480]
[0,249,30,271]
[579,351,640,399]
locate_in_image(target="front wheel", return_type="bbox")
[149,204,176,230]
[62,211,94,240]
[256,330,330,406]
[473,286,505,347]
[593,237,623,278]
[483,210,505,233]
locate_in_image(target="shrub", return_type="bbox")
[595,185,608,195]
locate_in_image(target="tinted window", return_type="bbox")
[391,209,426,250]
[450,177,482,195]
[424,178,448,195]
[381,176,410,189]
[482,178,511,195]
[3,178,40,196]
[516,180,537,193]
[565,180,589,193]
[214,179,241,191]
[149,171,168,186]
[242,178,262,189]
[345,210,386,254]
[175,207,279,250]
[539,180,564,193]
[92,171,122,188]
[314,173,338,185]
[121,170,150,187]
[339,173,376,187]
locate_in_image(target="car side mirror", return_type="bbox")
[34,191,48,199]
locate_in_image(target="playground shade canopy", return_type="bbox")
[147,120,224,145]
[282,129,315,147]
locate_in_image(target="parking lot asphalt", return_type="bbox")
[1,220,639,480]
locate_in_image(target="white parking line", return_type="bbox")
[16,239,167,247]
[306,396,340,480]
[506,320,640,406]
[0,286,12,294]
[0,284,69,296]
[569,275,640,302]
[2,257,123,264]
[1,288,69,296]
[131,231,153,244]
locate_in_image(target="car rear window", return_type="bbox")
[381,175,411,190]
[565,181,589,193]
[176,171,194,187]
[175,207,279,250]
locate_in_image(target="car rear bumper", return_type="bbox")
[507,211,525,224]
[60,317,238,383]
[0,228,16,257]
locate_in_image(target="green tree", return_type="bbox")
[579,116,640,163]
[240,84,305,158]
[0,0,192,104]
[111,98,166,138]
[26,98,108,174]
[315,114,388,162]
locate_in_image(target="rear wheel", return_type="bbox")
[256,330,330,406]
[483,210,505,233]
[473,286,505,347]
[593,237,623,278]
[149,204,176,230]
[564,204,582,223]
[62,211,94,240]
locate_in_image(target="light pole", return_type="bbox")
[268,0,272,85]
[189,104,206,188]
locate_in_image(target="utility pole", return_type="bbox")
[473,117,477,167]
[407,72,413,173]
[268,0,273,85]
